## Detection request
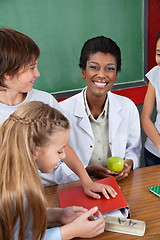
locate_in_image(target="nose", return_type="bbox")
[35,67,40,77]
[97,69,106,78]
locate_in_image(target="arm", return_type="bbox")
[141,82,160,154]
[63,143,117,199]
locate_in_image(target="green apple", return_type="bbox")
[107,156,124,172]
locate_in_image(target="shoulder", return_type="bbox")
[108,91,138,116]
[60,90,83,107]
[109,91,135,107]
[146,65,160,76]
[60,90,85,119]
[145,66,160,86]
[28,89,53,99]
[27,89,61,111]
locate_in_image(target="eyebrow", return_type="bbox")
[156,49,160,52]
[88,61,116,66]
[29,61,37,66]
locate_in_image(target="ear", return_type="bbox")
[81,69,86,79]
[33,146,40,161]
[4,73,12,81]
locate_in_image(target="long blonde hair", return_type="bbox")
[0,101,70,240]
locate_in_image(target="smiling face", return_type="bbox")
[156,38,160,66]
[34,128,70,173]
[4,60,40,93]
[81,52,117,99]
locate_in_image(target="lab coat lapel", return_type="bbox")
[108,92,123,150]
[74,90,93,137]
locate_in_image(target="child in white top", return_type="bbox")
[141,31,160,166]
[0,101,109,240]
[0,27,117,199]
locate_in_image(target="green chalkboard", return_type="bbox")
[0,0,143,94]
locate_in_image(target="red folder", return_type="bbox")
[59,177,128,214]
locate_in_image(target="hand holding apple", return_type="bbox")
[106,156,124,172]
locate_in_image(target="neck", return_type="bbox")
[0,90,27,106]
[86,91,107,119]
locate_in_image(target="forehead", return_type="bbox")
[156,39,160,49]
[87,52,117,64]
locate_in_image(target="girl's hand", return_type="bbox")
[83,181,117,200]
[59,206,88,225]
[60,206,105,239]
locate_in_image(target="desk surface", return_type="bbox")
[44,165,160,240]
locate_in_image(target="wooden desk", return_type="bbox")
[44,165,160,239]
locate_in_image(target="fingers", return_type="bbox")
[87,207,104,224]
[86,190,102,199]
[115,172,129,181]
[86,206,99,217]
[85,183,118,200]
[94,210,103,219]
[102,186,117,199]
[71,206,88,213]
[88,209,105,236]
[76,207,105,238]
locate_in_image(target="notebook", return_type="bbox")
[149,184,160,197]
[58,176,129,214]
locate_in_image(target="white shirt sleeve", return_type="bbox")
[44,227,61,240]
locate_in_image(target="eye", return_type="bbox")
[89,65,98,70]
[30,65,35,70]
[58,148,65,154]
[58,151,63,154]
[106,66,116,71]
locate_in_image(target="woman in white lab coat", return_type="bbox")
[59,36,141,182]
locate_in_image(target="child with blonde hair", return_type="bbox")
[0,101,107,240]
[0,27,117,199]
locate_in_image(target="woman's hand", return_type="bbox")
[106,159,133,181]
[86,164,113,178]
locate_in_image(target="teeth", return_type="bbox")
[94,82,106,86]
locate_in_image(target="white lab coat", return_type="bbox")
[55,88,141,183]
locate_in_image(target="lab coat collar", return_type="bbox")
[74,87,93,137]
[73,89,123,139]
[108,91,123,146]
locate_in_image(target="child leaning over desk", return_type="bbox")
[141,31,160,166]
[0,27,114,199]
[0,101,113,239]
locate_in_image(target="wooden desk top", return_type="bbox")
[44,165,160,239]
